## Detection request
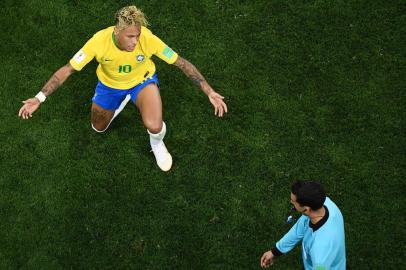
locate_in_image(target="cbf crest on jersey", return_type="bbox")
[136,54,145,62]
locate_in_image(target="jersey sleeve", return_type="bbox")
[69,35,97,71]
[275,215,307,254]
[144,31,178,64]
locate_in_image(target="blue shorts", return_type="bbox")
[92,73,160,110]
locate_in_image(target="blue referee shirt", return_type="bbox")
[275,197,346,270]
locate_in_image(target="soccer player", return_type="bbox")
[260,181,346,270]
[18,6,227,171]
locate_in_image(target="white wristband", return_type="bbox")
[35,91,47,103]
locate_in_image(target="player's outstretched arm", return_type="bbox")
[173,56,228,117]
[18,63,76,119]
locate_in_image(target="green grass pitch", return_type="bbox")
[0,0,404,269]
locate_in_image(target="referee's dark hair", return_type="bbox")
[291,181,326,210]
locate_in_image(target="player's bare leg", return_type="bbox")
[91,103,115,132]
[91,94,131,132]
[136,83,172,171]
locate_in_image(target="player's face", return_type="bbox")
[290,193,308,215]
[114,25,141,52]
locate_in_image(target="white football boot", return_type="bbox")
[148,122,172,171]
[151,141,173,171]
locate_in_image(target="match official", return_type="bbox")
[261,181,346,270]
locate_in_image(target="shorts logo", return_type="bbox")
[73,49,85,64]
[136,54,145,62]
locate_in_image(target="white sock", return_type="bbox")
[148,122,166,148]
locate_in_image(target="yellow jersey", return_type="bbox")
[69,26,178,89]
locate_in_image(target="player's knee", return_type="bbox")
[91,122,109,133]
[145,120,163,134]
[91,104,114,133]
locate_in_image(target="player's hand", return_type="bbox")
[208,91,228,117]
[18,98,41,119]
[260,251,275,268]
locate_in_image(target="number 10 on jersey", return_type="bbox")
[119,65,132,73]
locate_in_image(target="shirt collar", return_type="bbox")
[309,206,329,232]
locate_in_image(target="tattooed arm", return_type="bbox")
[40,63,76,96]
[174,56,228,117]
[18,63,76,119]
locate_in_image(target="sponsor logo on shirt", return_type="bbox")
[73,50,86,64]
[136,54,145,62]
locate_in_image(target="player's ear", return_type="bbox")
[113,26,119,35]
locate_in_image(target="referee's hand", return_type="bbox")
[260,250,275,268]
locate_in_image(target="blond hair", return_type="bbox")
[115,6,148,29]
